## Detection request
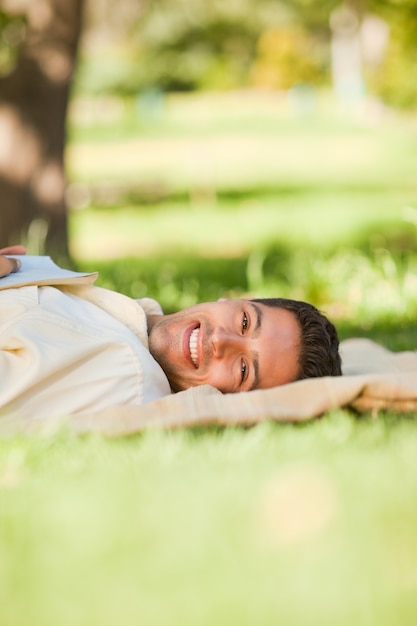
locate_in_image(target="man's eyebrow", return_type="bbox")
[250,302,262,335]
[248,302,262,390]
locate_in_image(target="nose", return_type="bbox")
[211,327,245,358]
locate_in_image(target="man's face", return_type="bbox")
[147,299,301,393]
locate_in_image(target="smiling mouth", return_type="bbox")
[189,326,200,367]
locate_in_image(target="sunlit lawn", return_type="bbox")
[2,415,417,626]
[2,92,417,625]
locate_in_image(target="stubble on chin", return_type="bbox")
[148,327,177,388]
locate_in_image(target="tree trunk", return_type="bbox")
[0,0,84,262]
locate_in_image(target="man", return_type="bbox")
[0,246,341,421]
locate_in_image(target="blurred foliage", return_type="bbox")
[250,26,328,89]
[367,11,417,109]
[76,0,334,94]
[72,0,417,109]
[2,0,417,109]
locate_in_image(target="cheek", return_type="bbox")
[175,363,233,394]
[203,363,234,393]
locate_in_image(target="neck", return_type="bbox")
[146,313,162,334]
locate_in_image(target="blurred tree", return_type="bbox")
[124,0,346,93]
[72,0,417,110]
[250,25,328,90]
[49,0,417,117]
[0,0,84,259]
[113,0,291,92]
[73,1,351,93]
[366,0,417,109]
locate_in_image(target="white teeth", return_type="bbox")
[189,327,199,367]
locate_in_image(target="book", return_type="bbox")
[0,255,98,290]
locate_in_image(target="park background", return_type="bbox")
[1,1,417,625]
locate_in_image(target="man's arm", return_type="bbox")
[0,246,26,278]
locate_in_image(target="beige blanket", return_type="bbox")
[69,338,417,435]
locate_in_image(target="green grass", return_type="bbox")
[4,91,417,625]
[2,414,417,626]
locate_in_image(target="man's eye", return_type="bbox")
[242,312,248,333]
[241,360,247,384]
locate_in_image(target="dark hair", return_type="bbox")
[252,298,342,380]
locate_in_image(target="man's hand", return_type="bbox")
[0,245,27,278]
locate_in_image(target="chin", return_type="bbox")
[170,380,193,393]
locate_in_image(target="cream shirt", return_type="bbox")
[0,283,171,422]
